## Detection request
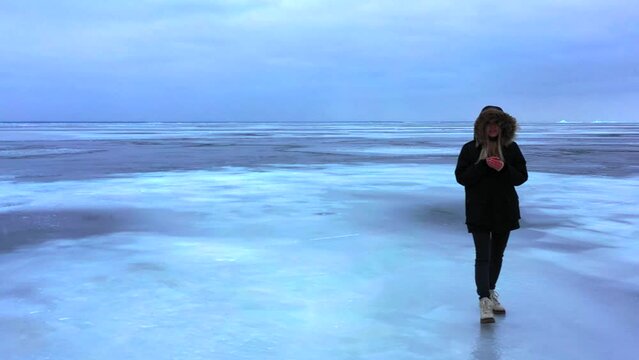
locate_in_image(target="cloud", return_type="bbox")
[1,0,638,121]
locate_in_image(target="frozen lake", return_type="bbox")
[1,121,638,359]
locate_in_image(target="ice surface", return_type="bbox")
[1,122,638,359]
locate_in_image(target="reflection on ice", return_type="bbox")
[1,162,638,359]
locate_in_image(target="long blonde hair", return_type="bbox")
[476,131,504,164]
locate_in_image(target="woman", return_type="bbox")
[455,105,528,324]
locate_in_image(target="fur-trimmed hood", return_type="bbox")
[474,108,518,147]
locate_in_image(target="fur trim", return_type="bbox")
[474,108,518,147]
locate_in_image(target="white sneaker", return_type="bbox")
[479,297,495,324]
[490,290,506,314]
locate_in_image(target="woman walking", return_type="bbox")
[455,105,528,324]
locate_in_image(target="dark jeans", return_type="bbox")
[472,231,510,299]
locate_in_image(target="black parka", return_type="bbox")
[455,111,528,233]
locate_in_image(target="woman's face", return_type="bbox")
[486,122,501,137]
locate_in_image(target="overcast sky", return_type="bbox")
[1,0,637,122]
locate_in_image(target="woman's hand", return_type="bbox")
[486,156,504,171]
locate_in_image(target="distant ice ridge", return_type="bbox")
[0,148,100,158]
[557,119,621,124]
[334,146,459,155]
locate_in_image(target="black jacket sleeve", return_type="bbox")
[455,143,488,186]
[505,142,528,186]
